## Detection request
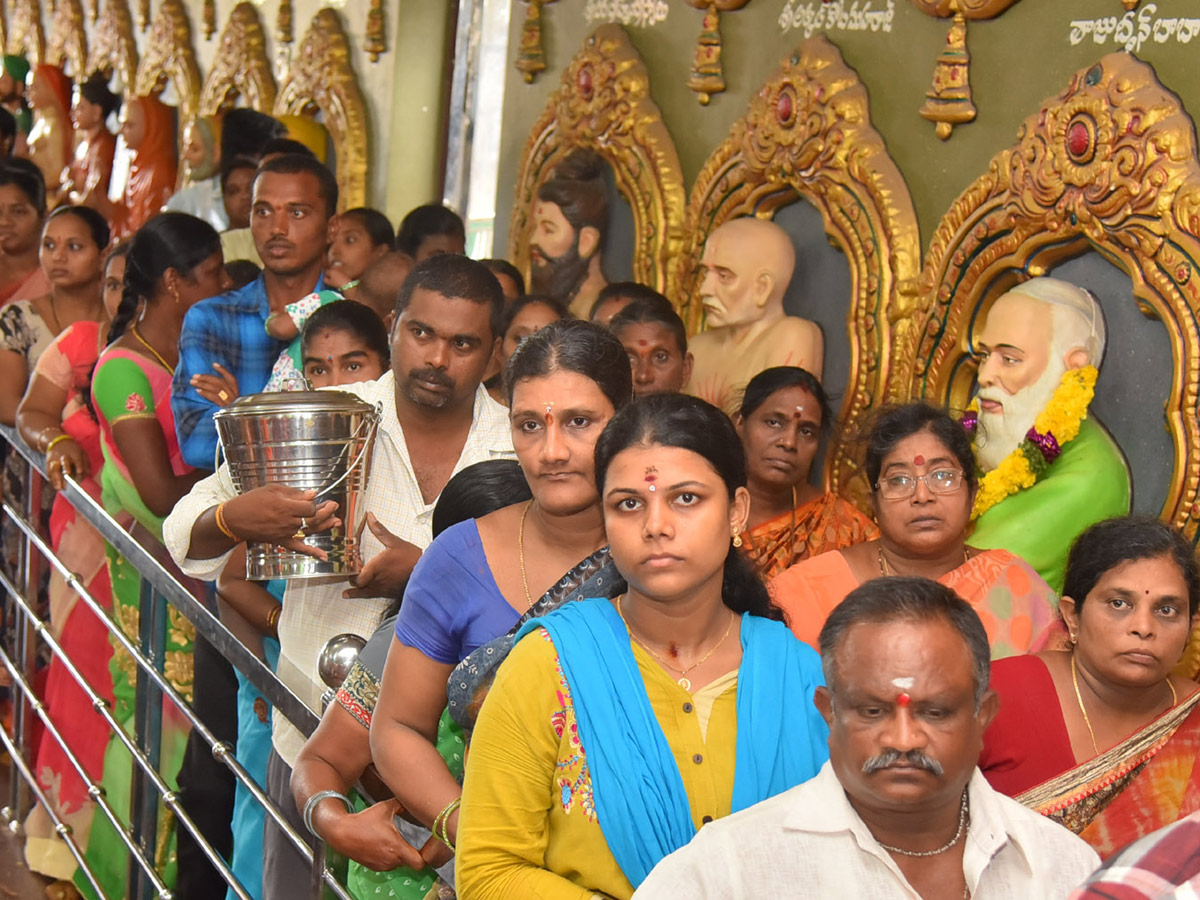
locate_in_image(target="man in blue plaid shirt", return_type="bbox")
[171,153,334,469]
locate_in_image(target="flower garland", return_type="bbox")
[963,366,1098,520]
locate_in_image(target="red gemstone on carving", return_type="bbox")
[578,65,594,100]
[1067,121,1090,159]
[777,91,793,124]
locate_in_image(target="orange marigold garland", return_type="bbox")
[962,366,1098,520]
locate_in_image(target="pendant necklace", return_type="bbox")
[616,595,735,691]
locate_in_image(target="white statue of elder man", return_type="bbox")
[970,276,1130,592]
[686,217,823,411]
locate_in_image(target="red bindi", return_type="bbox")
[636,339,648,346]
[897,692,911,707]
[644,466,657,482]
[913,455,925,467]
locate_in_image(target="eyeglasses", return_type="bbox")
[875,469,965,500]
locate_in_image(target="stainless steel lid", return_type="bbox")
[213,390,374,420]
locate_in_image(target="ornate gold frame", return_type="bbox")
[134,0,203,125]
[46,0,88,78]
[678,35,921,496]
[87,0,138,91]
[6,0,45,65]
[908,53,1200,545]
[199,2,277,116]
[508,24,687,301]
[274,8,369,210]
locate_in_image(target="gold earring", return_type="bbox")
[732,532,743,548]
[1069,632,1077,645]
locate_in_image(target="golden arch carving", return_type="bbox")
[508,25,687,300]
[275,8,368,211]
[678,35,921,496]
[135,0,202,125]
[6,0,45,65]
[200,3,276,116]
[909,52,1200,548]
[87,0,138,92]
[47,0,88,78]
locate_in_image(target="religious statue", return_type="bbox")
[685,217,823,411]
[89,96,178,241]
[529,149,609,318]
[60,71,119,207]
[24,65,74,196]
[164,115,228,231]
[966,276,1131,592]
[1,56,32,152]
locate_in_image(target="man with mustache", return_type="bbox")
[172,152,337,468]
[685,217,822,413]
[529,149,609,318]
[163,253,515,899]
[635,577,1097,898]
[969,277,1130,592]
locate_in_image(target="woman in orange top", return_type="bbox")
[771,402,1056,658]
[735,366,876,578]
[86,95,177,240]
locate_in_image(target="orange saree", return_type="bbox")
[770,547,1056,656]
[1014,690,1200,859]
[739,492,878,580]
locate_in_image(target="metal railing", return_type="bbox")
[0,424,353,900]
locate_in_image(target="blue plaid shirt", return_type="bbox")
[171,273,323,469]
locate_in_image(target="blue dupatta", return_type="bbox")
[512,596,829,886]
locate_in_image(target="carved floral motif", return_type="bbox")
[679,35,920,497]
[86,0,138,91]
[200,2,276,115]
[135,0,202,125]
[275,8,369,210]
[508,25,686,301]
[910,54,1200,550]
[6,0,46,65]
[46,0,87,77]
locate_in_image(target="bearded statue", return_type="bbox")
[529,150,609,317]
[685,217,823,412]
[967,276,1130,591]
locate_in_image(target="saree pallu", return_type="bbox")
[1015,691,1200,859]
[739,492,878,579]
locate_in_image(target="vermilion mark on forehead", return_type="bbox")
[637,339,648,346]
[644,466,657,483]
[897,692,911,707]
[913,455,925,467]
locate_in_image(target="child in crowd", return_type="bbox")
[214,299,390,900]
[326,207,394,299]
[607,290,693,397]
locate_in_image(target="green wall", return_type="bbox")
[494,0,1200,259]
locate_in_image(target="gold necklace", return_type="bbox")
[616,595,735,692]
[518,500,534,609]
[131,324,173,372]
[1071,651,1176,756]
[877,544,970,577]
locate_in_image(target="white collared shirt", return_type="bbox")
[633,762,1099,899]
[163,373,514,764]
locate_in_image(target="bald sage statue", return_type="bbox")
[968,276,1130,592]
[686,218,823,411]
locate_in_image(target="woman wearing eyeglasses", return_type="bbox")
[771,403,1056,656]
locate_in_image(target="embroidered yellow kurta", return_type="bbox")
[456,627,739,900]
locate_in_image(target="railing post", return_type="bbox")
[7,459,43,828]
[129,577,167,900]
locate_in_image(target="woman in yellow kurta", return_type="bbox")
[456,394,830,899]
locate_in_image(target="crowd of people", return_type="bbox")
[2,56,1199,900]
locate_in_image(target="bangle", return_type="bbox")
[302,790,353,839]
[44,433,75,454]
[432,797,461,853]
[266,604,281,630]
[214,502,239,541]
